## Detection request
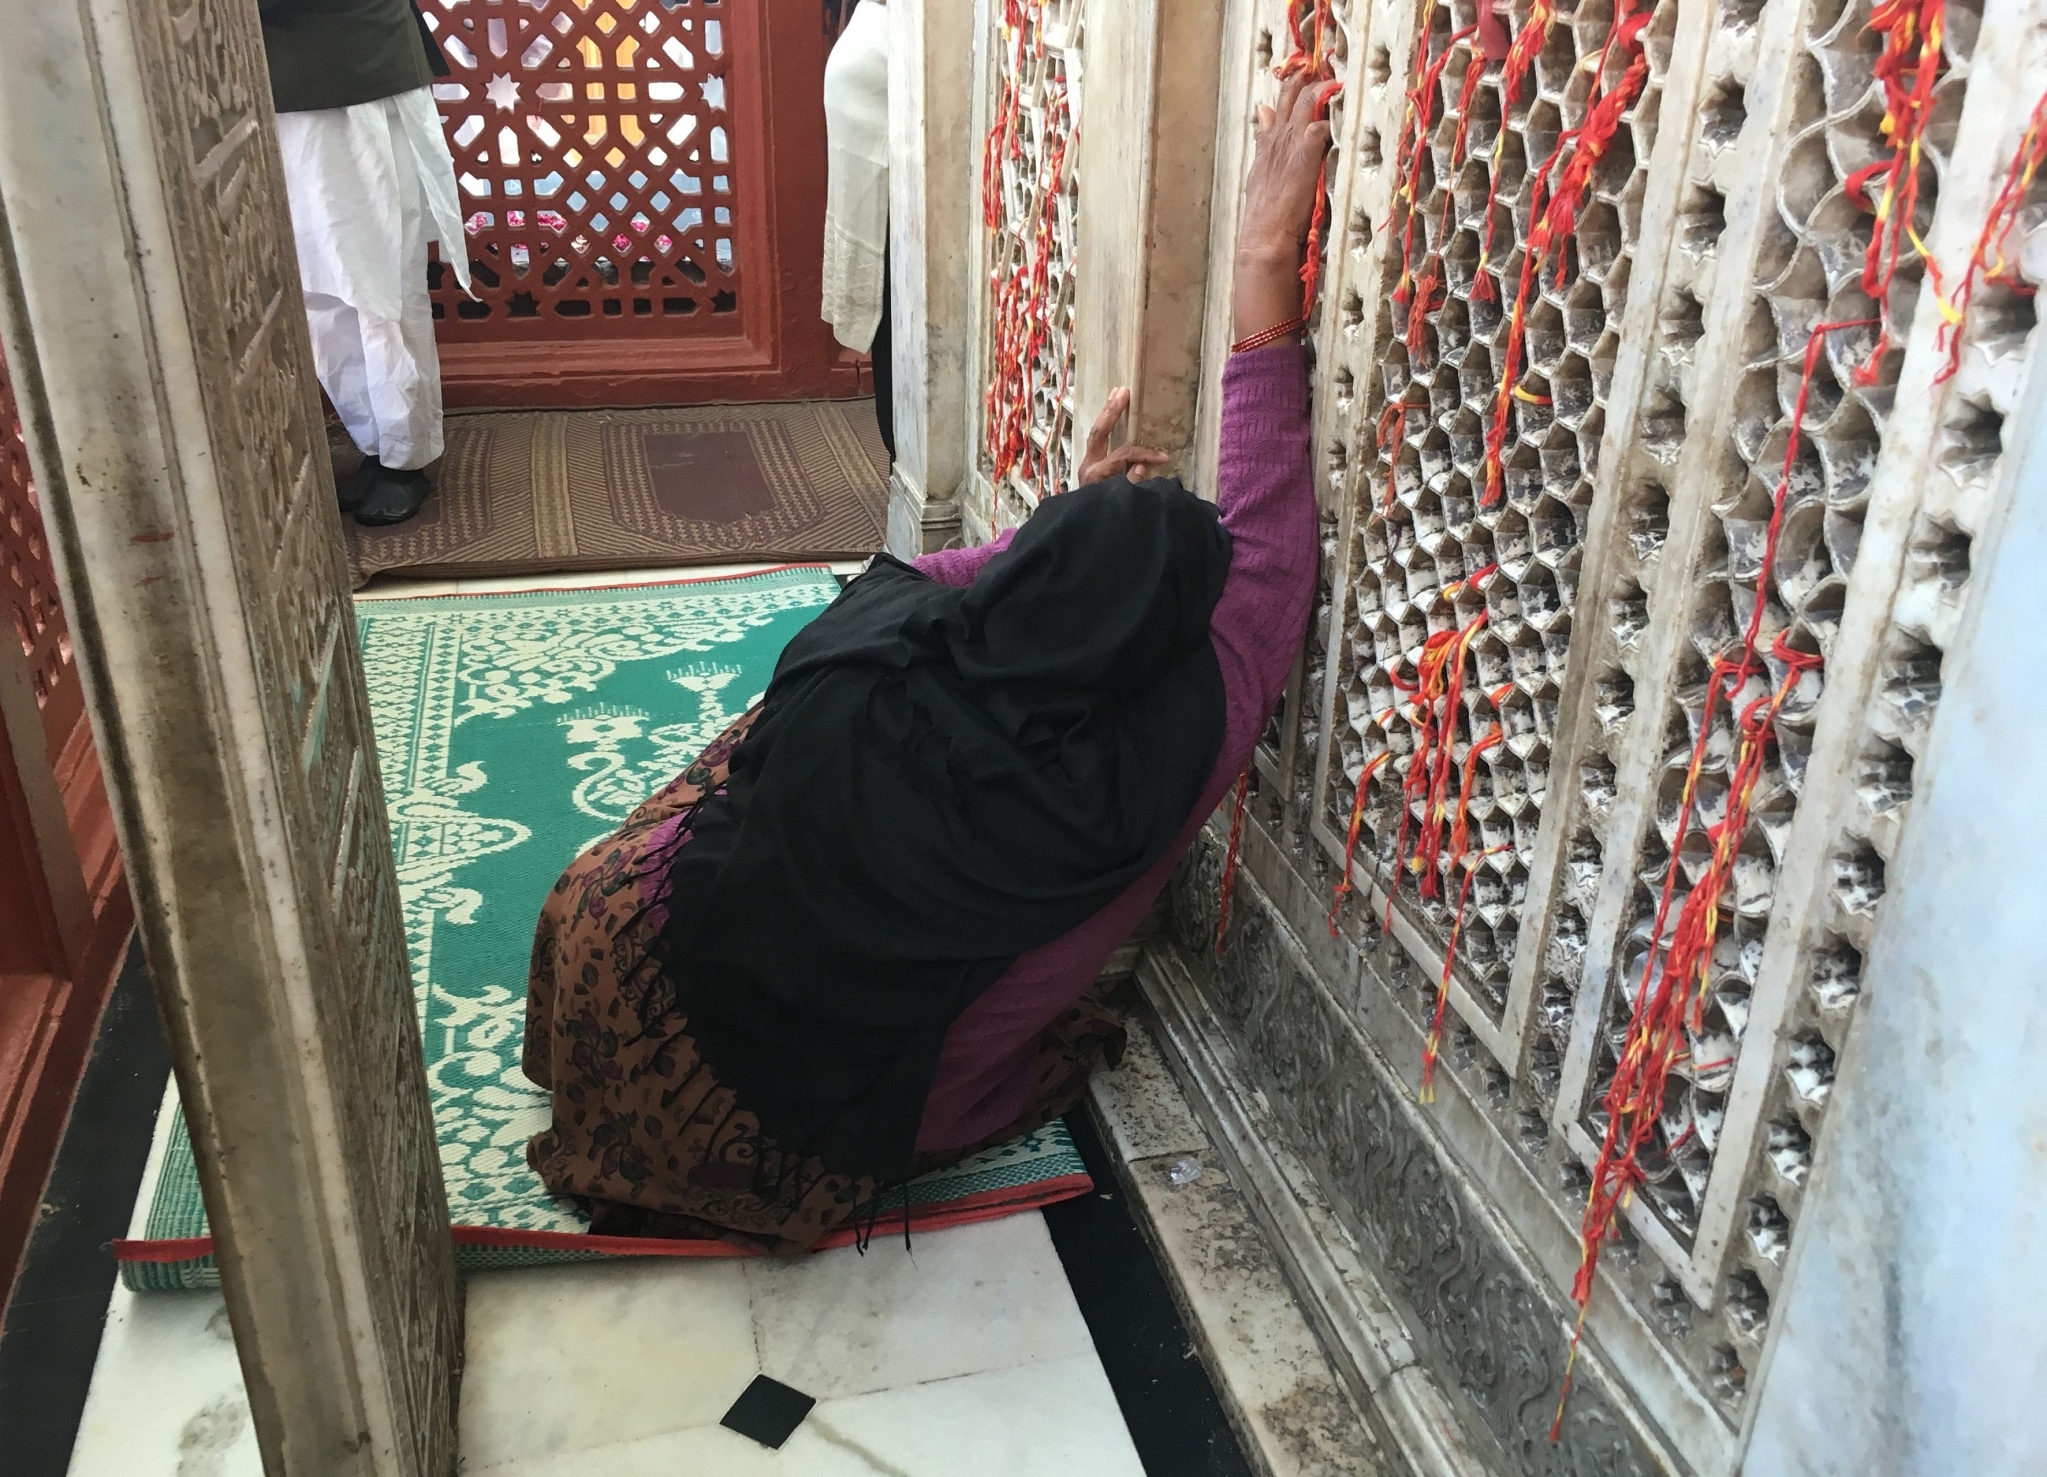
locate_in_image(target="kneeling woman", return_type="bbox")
[522,79,1331,1251]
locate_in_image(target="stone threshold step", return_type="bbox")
[1085,1010,1396,1477]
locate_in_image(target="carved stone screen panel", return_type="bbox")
[1,0,462,1466]
[1200,0,2047,1463]
[1316,0,1685,1068]
[422,0,748,339]
[0,346,81,762]
[978,0,1085,527]
[131,0,463,1463]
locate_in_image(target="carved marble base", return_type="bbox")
[1141,838,1683,1476]
[886,468,962,558]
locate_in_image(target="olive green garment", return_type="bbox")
[259,0,446,116]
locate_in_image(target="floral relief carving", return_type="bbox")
[1167,840,1656,1476]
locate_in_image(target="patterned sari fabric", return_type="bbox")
[523,713,1127,1253]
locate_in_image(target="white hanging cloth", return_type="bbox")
[822,0,890,351]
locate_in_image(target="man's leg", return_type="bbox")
[303,293,381,513]
[350,203,445,526]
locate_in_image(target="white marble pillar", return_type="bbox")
[0,1,460,1472]
[886,0,977,556]
[1070,0,1228,489]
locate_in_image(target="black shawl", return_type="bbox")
[654,478,1233,1185]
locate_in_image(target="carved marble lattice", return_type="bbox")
[0,345,82,759]
[421,0,744,336]
[1211,0,2045,1453]
[1322,0,1678,1025]
[980,0,1084,519]
[1543,0,2035,1412]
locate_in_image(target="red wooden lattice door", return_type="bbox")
[0,345,132,1311]
[421,0,853,408]
[3,366,81,767]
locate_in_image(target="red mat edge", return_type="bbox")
[112,1174,1094,1266]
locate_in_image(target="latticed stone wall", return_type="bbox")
[971,0,1086,536]
[1184,0,2046,1469]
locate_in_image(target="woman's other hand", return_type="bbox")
[1233,73,1334,344]
[1075,387,1170,487]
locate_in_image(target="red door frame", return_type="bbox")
[0,717,131,1314]
[434,0,857,409]
[0,349,132,1315]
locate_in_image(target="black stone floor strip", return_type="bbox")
[0,938,169,1477]
[1045,1109,1256,1477]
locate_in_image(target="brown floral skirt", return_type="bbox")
[522,711,1126,1253]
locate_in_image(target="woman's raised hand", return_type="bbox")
[1233,73,1334,344]
[1074,387,1170,488]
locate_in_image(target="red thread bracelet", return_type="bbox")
[1230,316,1307,355]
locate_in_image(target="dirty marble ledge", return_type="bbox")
[1086,1008,1391,1477]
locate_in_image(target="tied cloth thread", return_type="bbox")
[1419,842,1514,1101]
[1549,320,1872,1440]
[1393,22,1483,369]
[1215,770,1251,956]
[981,0,1077,497]
[1481,4,1654,505]
[1472,0,1558,295]
[1932,87,2047,381]
[1557,0,2030,1429]
[1353,0,2033,1442]
[1324,562,1499,961]
[1384,8,1474,365]
[1371,0,1462,508]
[1842,0,1949,386]
[1272,1,1347,321]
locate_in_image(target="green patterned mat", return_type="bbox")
[120,568,1090,1291]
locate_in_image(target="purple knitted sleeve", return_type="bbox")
[913,529,1017,587]
[916,344,1319,1150]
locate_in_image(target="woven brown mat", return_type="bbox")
[337,400,889,587]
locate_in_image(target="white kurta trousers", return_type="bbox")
[275,88,469,472]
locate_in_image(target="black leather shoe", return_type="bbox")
[337,455,380,514]
[353,466,432,527]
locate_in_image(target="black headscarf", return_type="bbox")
[652,478,1232,1186]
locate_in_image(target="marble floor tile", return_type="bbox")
[451,564,771,595]
[470,1355,1145,1477]
[458,1258,759,1471]
[353,576,468,601]
[803,1357,1145,1477]
[67,1285,261,1477]
[469,1420,787,1477]
[441,559,868,599]
[744,1213,1097,1403]
[67,1221,1148,1477]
